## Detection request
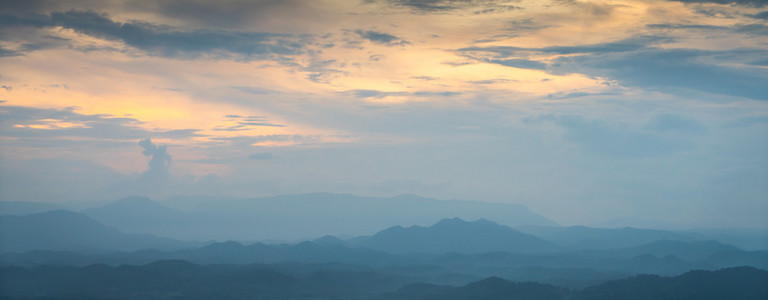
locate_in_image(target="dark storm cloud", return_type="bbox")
[355,30,410,46]
[0,9,308,59]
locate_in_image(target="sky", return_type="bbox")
[0,0,766,228]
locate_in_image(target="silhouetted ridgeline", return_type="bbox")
[1,263,766,300]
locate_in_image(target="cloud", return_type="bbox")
[0,9,308,60]
[545,91,621,100]
[377,0,519,13]
[459,36,666,57]
[553,48,768,100]
[0,105,203,139]
[485,58,547,70]
[343,89,459,99]
[138,138,172,181]
[355,30,410,46]
[457,36,768,101]
[381,0,459,12]
[133,0,312,29]
[0,47,20,57]
[668,0,768,7]
[749,10,768,19]
[212,115,285,131]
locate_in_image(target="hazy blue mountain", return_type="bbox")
[609,240,742,260]
[57,193,557,242]
[172,240,409,266]
[383,276,570,300]
[313,235,346,247]
[698,250,768,270]
[0,210,189,253]
[591,217,687,230]
[387,267,768,300]
[166,193,557,241]
[0,260,414,299]
[349,218,558,254]
[4,260,765,300]
[515,225,694,250]
[0,201,64,215]
[614,254,691,275]
[82,196,191,235]
[685,228,768,251]
[574,266,768,300]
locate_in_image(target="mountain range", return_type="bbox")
[348,218,558,254]
[0,210,192,253]
[2,210,766,288]
[78,193,558,241]
[3,262,765,300]
[2,194,766,299]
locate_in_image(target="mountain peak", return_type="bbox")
[434,217,467,225]
[314,235,344,246]
[432,217,501,228]
[352,217,558,254]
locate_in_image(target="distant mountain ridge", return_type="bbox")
[348,218,558,254]
[515,225,695,249]
[81,193,558,241]
[82,196,190,235]
[0,210,192,253]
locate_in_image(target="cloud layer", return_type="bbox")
[1,0,766,228]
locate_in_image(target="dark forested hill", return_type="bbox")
[574,266,768,300]
[4,263,763,300]
[0,260,412,300]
